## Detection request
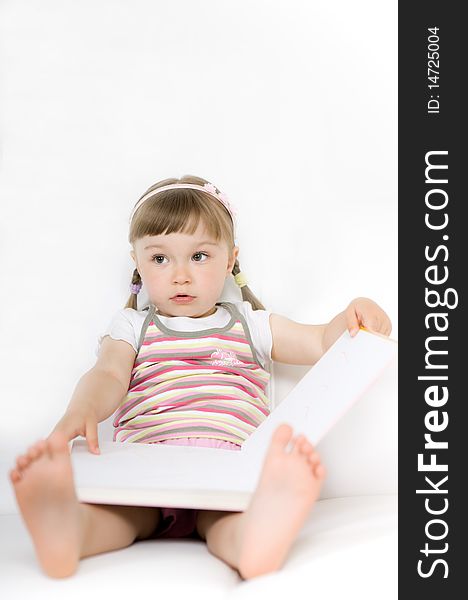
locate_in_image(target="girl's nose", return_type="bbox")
[172,267,192,284]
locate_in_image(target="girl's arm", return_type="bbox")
[49,369,127,454]
[270,297,392,366]
[49,337,136,453]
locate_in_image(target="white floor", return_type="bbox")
[1,495,397,600]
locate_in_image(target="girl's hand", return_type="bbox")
[48,406,100,455]
[345,297,392,337]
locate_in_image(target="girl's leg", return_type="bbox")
[196,424,326,580]
[9,432,161,578]
[196,510,245,570]
[79,502,161,559]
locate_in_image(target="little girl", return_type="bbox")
[9,174,392,581]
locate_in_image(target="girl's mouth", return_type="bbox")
[171,295,195,304]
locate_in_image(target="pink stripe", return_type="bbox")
[153,396,265,411]
[156,438,241,450]
[139,355,256,367]
[136,349,252,363]
[131,363,261,388]
[114,417,255,438]
[141,331,249,346]
[190,406,266,423]
[114,392,268,423]
[131,375,260,397]
[132,361,258,390]
[156,396,267,416]
[114,423,254,442]
[135,351,255,366]
[114,409,266,433]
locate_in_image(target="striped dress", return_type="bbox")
[113,301,271,446]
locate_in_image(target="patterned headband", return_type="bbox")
[129,182,237,231]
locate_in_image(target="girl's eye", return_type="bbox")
[151,252,209,264]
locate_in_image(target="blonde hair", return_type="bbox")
[125,174,266,311]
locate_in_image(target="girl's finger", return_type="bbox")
[86,420,100,454]
[346,305,360,336]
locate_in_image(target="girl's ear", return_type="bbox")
[130,250,138,269]
[227,246,239,272]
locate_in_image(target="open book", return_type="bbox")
[70,329,397,511]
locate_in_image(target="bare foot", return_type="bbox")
[237,423,326,579]
[9,432,85,578]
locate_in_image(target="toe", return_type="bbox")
[314,463,326,480]
[307,451,321,468]
[36,439,48,453]
[271,423,293,450]
[26,442,43,460]
[292,435,306,455]
[16,455,30,470]
[27,439,51,463]
[9,468,22,484]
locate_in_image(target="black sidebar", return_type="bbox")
[399,2,466,597]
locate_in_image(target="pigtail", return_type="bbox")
[124,268,142,310]
[232,259,266,311]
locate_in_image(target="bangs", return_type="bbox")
[129,188,234,246]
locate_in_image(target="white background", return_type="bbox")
[0,0,397,512]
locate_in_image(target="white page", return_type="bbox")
[71,329,397,510]
[241,329,398,472]
[71,439,252,510]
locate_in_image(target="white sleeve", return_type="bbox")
[237,301,273,369]
[95,309,140,357]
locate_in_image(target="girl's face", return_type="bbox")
[131,222,239,318]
